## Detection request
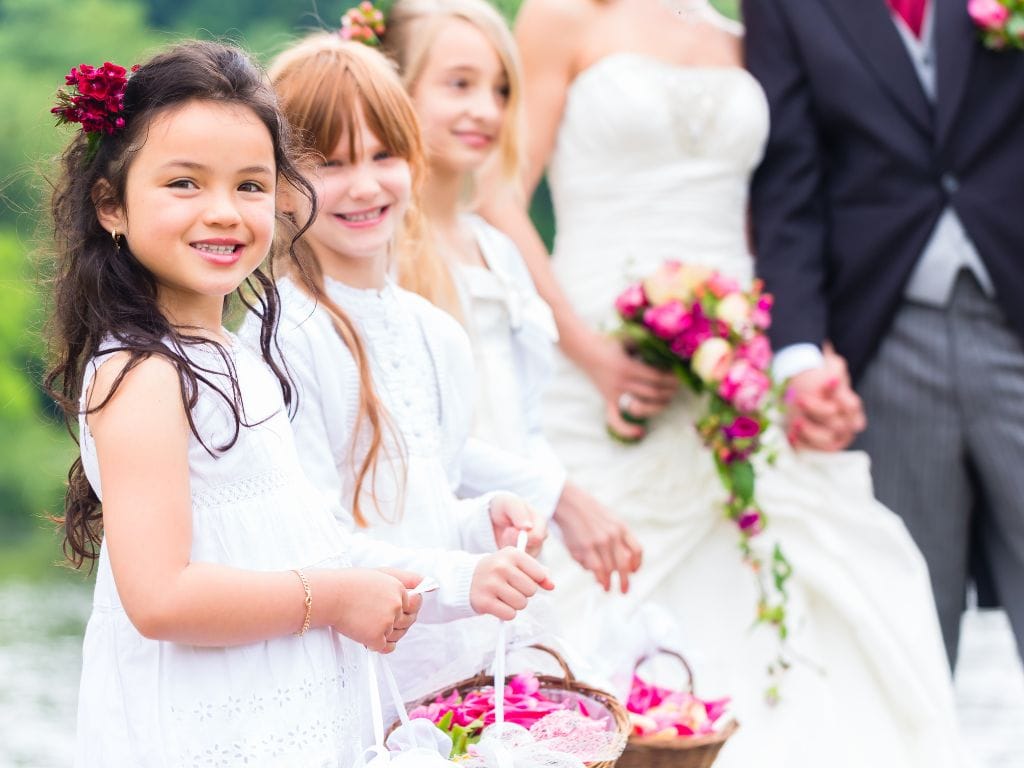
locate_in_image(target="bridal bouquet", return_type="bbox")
[613,262,793,699]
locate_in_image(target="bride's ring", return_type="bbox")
[617,392,647,426]
[617,392,635,415]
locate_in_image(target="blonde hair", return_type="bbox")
[383,0,525,317]
[384,0,524,184]
[269,36,421,527]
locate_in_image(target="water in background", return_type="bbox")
[0,580,90,768]
[1,580,1021,767]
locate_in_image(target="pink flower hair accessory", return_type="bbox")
[51,61,137,162]
[340,1,387,46]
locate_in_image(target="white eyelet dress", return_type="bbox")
[74,337,365,768]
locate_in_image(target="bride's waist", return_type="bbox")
[550,236,753,324]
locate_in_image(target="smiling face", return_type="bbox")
[411,17,510,175]
[96,99,277,327]
[290,104,413,283]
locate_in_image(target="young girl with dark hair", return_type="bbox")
[45,39,549,765]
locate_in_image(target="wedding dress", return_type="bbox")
[540,52,971,767]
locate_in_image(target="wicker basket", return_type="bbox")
[615,648,737,768]
[395,644,631,768]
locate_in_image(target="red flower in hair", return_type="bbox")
[52,61,136,137]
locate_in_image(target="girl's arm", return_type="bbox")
[90,353,414,649]
[478,0,678,439]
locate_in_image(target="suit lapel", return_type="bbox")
[934,0,976,148]
[819,0,933,137]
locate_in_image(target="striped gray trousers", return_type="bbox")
[855,271,1024,666]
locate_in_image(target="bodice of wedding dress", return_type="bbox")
[547,53,768,328]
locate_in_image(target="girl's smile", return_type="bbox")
[333,205,392,228]
[191,237,247,265]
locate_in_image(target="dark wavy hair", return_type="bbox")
[44,40,317,568]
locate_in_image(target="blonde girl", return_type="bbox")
[383,0,642,593]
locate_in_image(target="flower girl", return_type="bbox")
[383,0,642,593]
[45,40,547,766]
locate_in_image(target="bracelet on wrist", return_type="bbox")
[292,568,312,637]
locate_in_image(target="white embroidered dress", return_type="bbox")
[75,338,364,768]
[249,278,520,703]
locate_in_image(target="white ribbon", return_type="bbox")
[355,650,455,767]
[483,530,530,768]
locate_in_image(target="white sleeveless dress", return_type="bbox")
[75,338,365,767]
[540,53,971,767]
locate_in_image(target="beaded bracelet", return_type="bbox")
[293,569,312,637]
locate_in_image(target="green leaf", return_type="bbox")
[729,460,755,504]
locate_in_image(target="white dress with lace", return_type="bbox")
[255,278,545,706]
[75,337,364,767]
[540,53,971,767]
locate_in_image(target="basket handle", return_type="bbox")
[527,643,576,684]
[633,647,695,693]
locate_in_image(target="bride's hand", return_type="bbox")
[577,332,678,431]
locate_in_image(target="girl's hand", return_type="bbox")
[489,493,547,556]
[578,332,678,430]
[470,548,554,621]
[552,483,642,593]
[321,568,423,653]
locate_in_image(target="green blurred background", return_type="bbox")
[0,0,740,583]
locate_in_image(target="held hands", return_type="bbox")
[553,482,642,593]
[489,493,547,556]
[324,567,423,653]
[470,548,555,621]
[579,332,678,441]
[784,344,866,451]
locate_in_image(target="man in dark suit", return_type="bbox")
[743,0,1024,665]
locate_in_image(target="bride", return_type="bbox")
[481,0,972,765]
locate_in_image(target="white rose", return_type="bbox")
[692,337,733,383]
[716,293,751,331]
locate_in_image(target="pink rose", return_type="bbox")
[706,273,741,299]
[669,304,713,358]
[643,300,689,340]
[719,359,771,412]
[969,0,1010,30]
[737,334,772,370]
[751,294,773,330]
[737,508,765,537]
[724,415,761,441]
[615,282,648,318]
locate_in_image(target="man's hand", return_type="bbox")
[784,344,866,451]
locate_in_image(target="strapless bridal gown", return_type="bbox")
[541,53,971,767]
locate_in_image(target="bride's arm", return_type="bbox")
[479,0,677,439]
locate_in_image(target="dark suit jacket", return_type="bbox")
[743,0,1024,381]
